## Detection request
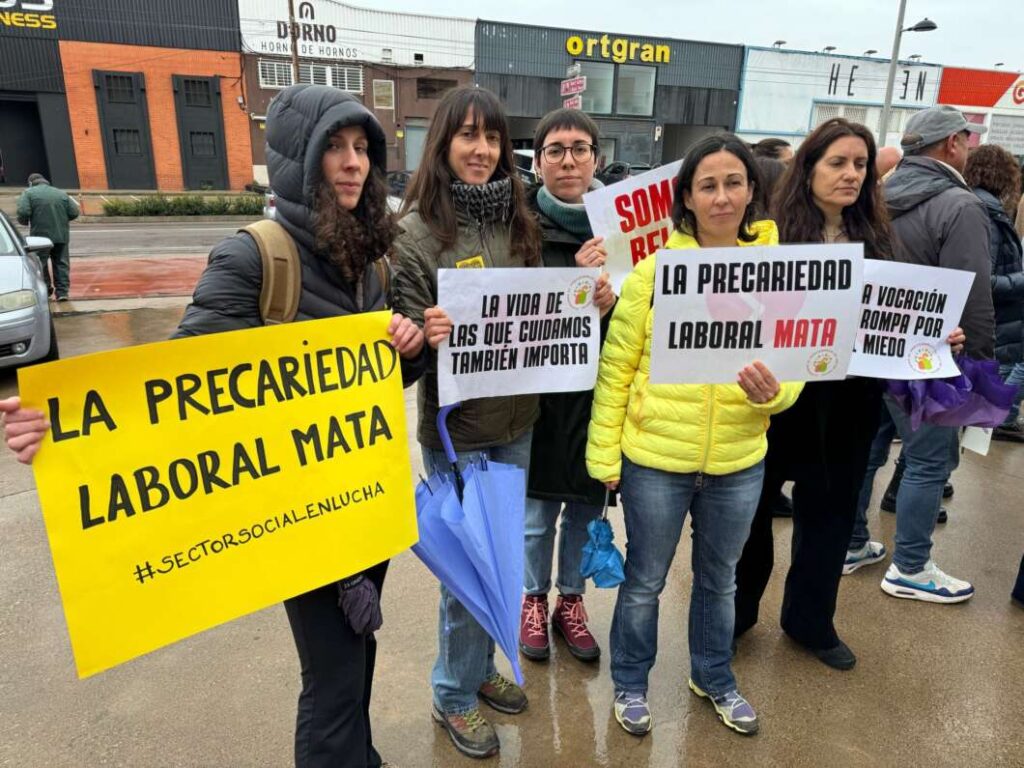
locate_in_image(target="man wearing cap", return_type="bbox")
[868,106,995,604]
[16,173,80,301]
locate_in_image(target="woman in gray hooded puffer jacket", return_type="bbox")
[1,85,426,768]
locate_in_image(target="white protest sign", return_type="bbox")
[583,161,682,291]
[650,244,864,384]
[848,261,974,379]
[437,268,601,406]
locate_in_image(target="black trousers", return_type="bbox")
[38,241,71,296]
[284,561,388,768]
[734,379,882,650]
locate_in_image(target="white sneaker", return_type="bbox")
[843,541,887,575]
[881,561,974,603]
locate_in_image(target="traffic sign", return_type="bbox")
[560,76,587,97]
[563,95,583,110]
[566,63,582,78]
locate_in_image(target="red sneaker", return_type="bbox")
[519,595,550,660]
[552,594,600,661]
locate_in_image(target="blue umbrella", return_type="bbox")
[580,490,625,588]
[411,404,526,685]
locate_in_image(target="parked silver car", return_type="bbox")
[0,211,58,369]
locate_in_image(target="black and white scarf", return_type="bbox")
[451,177,513,225]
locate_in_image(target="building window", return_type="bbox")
[299,63,330,86]
[189,131,216,157]
[382,48,393,63]
[183,78,212,108]
[373,80,395,110]
[416,78,457,100]
[258,59,363,94]
[413,53,424,64]
[616,65,655,117]
[259,59,293,89]
[579,61,614,114]
[105,74,135,104]
[112,128,142,156]
[330,64,364,94]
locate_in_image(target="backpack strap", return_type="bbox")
[242,219,301,325]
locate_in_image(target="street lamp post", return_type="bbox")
[878,2,937,146]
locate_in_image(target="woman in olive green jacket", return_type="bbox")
[391,85,541,761]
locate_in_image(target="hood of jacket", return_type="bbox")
[884,156,968,219]
[266,85,386,251]
[974,187,1015,225]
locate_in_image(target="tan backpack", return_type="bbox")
[241,219,390,325]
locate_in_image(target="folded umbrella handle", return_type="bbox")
[437,403,461,466]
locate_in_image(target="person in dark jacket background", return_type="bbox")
[16,173,79,301]
[3,85,427,768]
[869,105,993,604]
[965,144,1024,442]
[519,108,614,665]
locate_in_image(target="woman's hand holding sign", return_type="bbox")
[388,312,425,359]
[737,361,781,405]
[947,326,965,356]
[575,236,607,269]
[0,396,48,464]
[594,273,615,317]
[423,306,453,350]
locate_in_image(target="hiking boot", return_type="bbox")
[771,491,793,518]
[613,691,652,735]
[993,421,1024,442]
[551,594,600,661]
[478,673,527,714]
[688,680,759,736]
[881,561,974,604]
[431,704,499,759]
[519,595,549,660]
[843,541,887,575]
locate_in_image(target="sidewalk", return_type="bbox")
[54,254,205,314]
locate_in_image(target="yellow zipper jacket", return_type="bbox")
[586,221,803,482]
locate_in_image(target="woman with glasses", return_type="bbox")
[587,133,802,737]
[519,108,615,665]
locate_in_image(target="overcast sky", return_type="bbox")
[370,0,1022,72]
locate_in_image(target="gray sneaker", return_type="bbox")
[688,679,759,736]
[478,672,528,714]
[431,704,499,758]
[613,690,652,736]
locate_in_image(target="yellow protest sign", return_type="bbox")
[17,312,417,678]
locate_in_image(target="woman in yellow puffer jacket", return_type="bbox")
[587,134,802,739]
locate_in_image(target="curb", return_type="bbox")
[75,215,262,224]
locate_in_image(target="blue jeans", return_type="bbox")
[421,429,532,715]
[999,363,1024,424]
[883,396,958,573]
[850,405,897,550]
[610,457,764,698]
[524,498,602,596]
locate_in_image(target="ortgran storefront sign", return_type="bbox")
[0,0,56,30]
[565,34,670,64]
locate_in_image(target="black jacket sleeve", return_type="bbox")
[173,234,263,339]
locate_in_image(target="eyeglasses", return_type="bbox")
[540,143,597,163]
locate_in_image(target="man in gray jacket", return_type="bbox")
[875,106,994,604]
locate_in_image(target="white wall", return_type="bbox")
[737,48,942,146]
[238,0,475,68]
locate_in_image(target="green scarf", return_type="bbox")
[536,185,594,240]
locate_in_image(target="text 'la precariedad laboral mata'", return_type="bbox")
[17,312,417,678]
